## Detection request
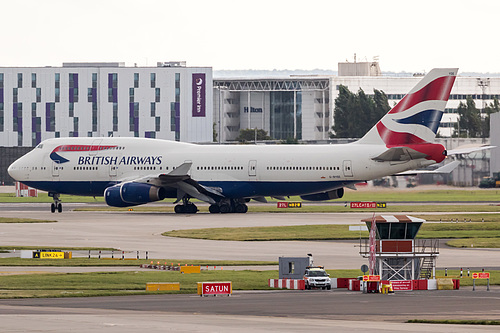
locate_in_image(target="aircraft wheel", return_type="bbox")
[50,203,56,213]
[174,205,184,214]
[219,204,231,214]
[209,204,220,213]
[57,203,62,213]
[187,204,198,214]
[235,204,247,214]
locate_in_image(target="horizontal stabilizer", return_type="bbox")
[448,145,495,156]
[395,160,460,176]
[372,147,427,162]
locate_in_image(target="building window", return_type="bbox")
[150,73,156,88]
[31,73,36,88]
[17,73,23,88]
[113,102,118,131]
[108,73,118,103]
[134,73,139,88]
[55,73,60,102]
[129,87,134,103]
[46,102,56,132]
[151,102,156,117]
[36,88,41,103]
[155,88,160,102]
[69,73,79,103]
[270,91,302,140]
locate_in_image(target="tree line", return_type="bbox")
[330,85,500,139]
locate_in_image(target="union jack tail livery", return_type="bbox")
[357,68,458,164]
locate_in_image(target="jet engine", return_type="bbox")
[104,182,167,207]
[300,188,344,201]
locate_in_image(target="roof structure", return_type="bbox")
[361,215,426,223]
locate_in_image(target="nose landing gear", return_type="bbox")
[49,192,62,213]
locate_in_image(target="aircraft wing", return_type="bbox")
[128,162,224,204]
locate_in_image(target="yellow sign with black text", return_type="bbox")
[40,252,65,259]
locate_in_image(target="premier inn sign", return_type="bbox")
[192,73,206,117]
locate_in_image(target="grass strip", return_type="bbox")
[74,204,500,213]
[163,222,500,242]
[0,246,118,252]
[0,217,56,223]
[4,189,500,203]
[0,257,277,267]
[0,193,104,203]
[0,269,498,299]
[407,319,500,325]
[0,269,358,298]
[415,214,500,223]
[445,238,500,248]
[434,270,499,285]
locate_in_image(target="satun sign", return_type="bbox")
[197,281,232,296]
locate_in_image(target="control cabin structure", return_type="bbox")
[359,215,439,281]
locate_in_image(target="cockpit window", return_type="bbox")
[36,144,44,149]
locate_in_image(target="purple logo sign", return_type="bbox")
[192,73,206,117]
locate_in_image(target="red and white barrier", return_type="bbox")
[16,182,38,197]
[344,279,458,292]
[268,279,305,290]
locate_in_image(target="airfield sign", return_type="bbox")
[472,272,490,279]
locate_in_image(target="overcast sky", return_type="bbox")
[2,0,499,73]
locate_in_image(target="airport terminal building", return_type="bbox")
[214,62,500,142]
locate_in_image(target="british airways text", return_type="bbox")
[78,156,162,165]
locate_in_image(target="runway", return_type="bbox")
[1,202,500,331]
[0,204,499,269]
[0,289,499,332]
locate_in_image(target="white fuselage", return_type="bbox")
[8,137,430,199]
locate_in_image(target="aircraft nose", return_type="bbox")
[8,159,21,180]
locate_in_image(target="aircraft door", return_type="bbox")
[109,153,121,179]
[109,165,117,178]
[52,162,60,178]
[343,160,353,177]
[248,160,257,177]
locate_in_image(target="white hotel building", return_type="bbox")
[0,62,213,147]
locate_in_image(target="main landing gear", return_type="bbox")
[209,199,248,214]
[174,197,198,214]
[49,192,62,213]
[173,198,248,214]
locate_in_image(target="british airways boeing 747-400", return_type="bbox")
[8,68,459,214]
